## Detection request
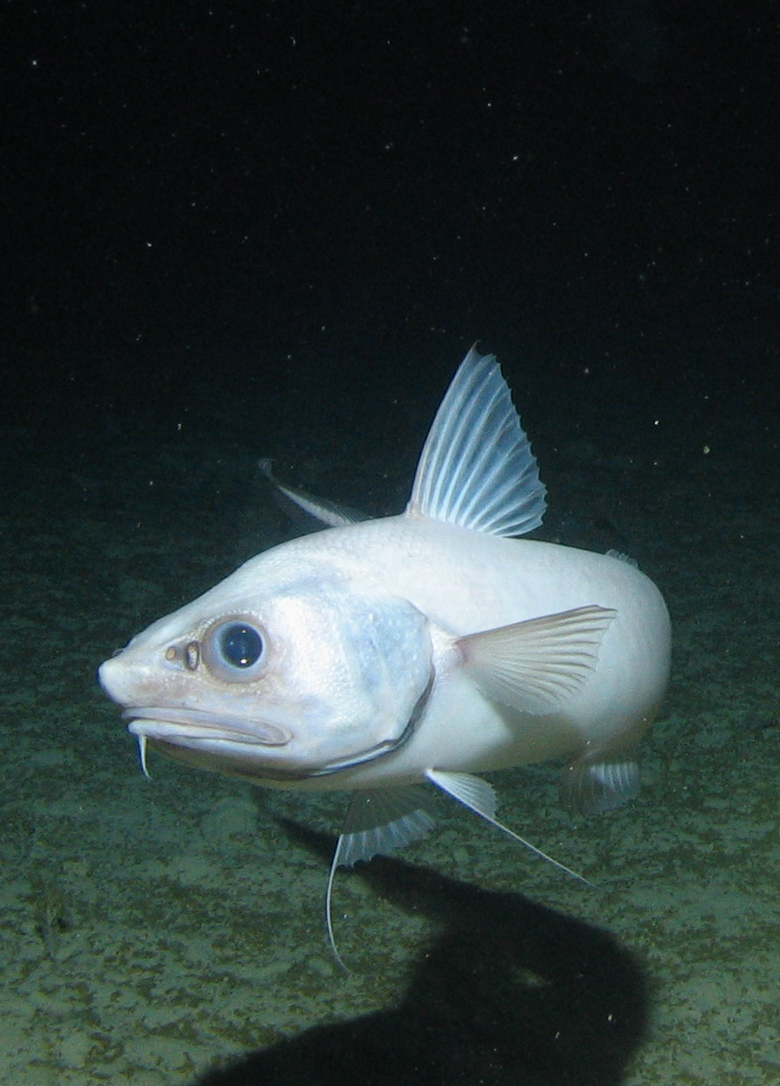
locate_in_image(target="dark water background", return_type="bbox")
[1,3,778,1083]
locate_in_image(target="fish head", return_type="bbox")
[99,560,434,782]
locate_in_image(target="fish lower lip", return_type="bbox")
[122,707,292,747]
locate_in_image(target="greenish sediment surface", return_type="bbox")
[1,423,778,1085]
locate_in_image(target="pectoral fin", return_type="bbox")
[457,604,617,714]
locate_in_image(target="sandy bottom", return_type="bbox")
[1,407,778,1085]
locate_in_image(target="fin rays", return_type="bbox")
[325,770,591,967]
[325,787,437,968]
[426,770,591,885]
[408,347,547,536]
[459,604,617,715]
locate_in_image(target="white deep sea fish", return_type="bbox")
[99,348,671,955]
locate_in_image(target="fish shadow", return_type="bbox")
[191,821,649,1086]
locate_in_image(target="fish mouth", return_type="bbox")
[122,672,432,781]
[122,707,293,748]
[121,704,417,782]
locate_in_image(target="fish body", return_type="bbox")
[103,513,667,792]
[99,348,671,923]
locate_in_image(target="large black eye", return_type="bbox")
[218,623,264,668]
[201,617,266,683]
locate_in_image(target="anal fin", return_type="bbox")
[561,753,640,815]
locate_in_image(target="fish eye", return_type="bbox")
[201,618,266,683]
[219,623,263,668]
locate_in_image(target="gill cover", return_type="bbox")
[204,584,435,774]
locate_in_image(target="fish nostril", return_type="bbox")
[185,641,200,671]
[162,641,200,671]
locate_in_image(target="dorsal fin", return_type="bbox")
[406,347,546,536]
[258,458,364,527]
